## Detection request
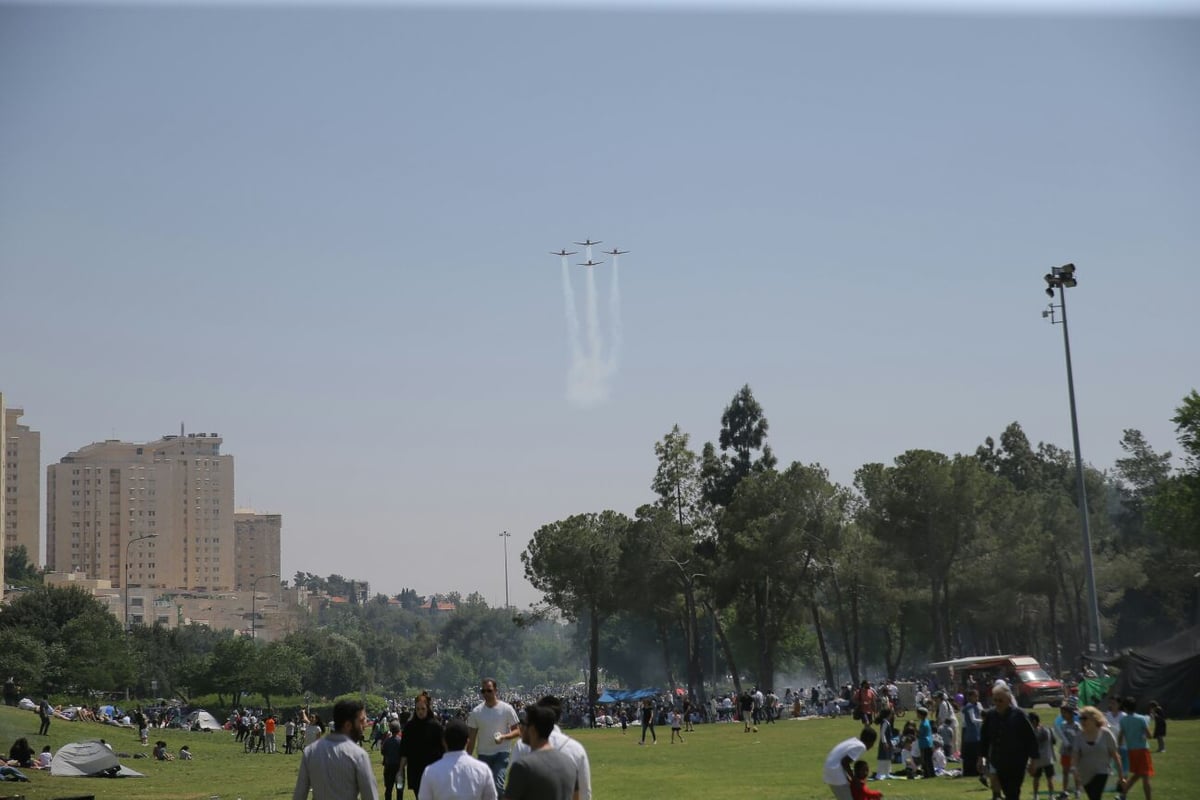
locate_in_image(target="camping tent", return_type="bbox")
[50,741,144,778]
[1106,625,1200,718]
[185,709,223,731]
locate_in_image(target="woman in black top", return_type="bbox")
[7,737,34,768]
[399,691,444,798]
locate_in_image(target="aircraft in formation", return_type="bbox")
[577,260,605,268]
[574,239,602,247]
[604,248,628,256]
[550,249,578,257]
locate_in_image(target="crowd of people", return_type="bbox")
[822,678,1167,800]
[291,676,593,800]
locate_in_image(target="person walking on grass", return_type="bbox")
[466,678,521,797]
[669,709,684,743]
[418,719,496,800]
[978,683,1038,800]
[292,699,378,800]
[639,698,657,744]
[1069,706,1124,800]
[1116,697,1153,800]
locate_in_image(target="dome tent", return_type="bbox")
[49,741,144,778]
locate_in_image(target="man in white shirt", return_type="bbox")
[466,677,521,797]
[509,697,591,800]
[419,719,497,800]
[822,727,878,800]
[292,700,378,800]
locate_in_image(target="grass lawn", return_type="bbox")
[0,706,1194,799]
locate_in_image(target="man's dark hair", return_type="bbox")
[537,695,563,723]
[444,719,469,751]
[333,700,364,733]
[523,703,555,740]
[858,726,878,748]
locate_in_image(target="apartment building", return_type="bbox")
[4,407,41,564]
[234,510,282,592]
[47,430,235,591]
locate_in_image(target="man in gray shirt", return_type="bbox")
[293,700,379,800]
[503,704,576,800]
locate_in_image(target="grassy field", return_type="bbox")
[0,706,1194,799]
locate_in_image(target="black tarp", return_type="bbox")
[1107,625,1200,718]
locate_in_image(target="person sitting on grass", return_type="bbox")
[153,740,174,761]
[850,760,884,800]
[179,745,193,760]
[6,738,34,768]
[35,745,52,769]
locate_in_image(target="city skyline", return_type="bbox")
[2,3,1198,609]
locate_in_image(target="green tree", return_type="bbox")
[650,425,710,704]
[3,546,42,587]
[208,636,257,708]
[0,585,131,695]
[252,641,309,709]
[1149,390,1200,552]
[523,511,630,706]
[717,463,841,688]
[0,628,48,690]
[704,385,777,508]
[283,628,368,699]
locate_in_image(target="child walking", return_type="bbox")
[669,709,684,743]
[1056,704,1082,799]
[1029,712,1058,800]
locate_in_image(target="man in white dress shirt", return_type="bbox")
[419,719,497,800]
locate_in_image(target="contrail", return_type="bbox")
[560,255,583,364]
[607,254,622,371]
[556,239,623,408]
[584,260,601,364]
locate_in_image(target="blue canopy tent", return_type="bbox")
[595,688,661,704]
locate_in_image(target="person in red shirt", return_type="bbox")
[854,681,879,725]
[265,715,277,754]
[851,760,884,800]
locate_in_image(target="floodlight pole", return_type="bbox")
[500,531,511,610]
[124,533,158,633]
[1045,264,1103,655]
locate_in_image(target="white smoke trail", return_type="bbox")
[607,255,622,371]
[584,261,601,364]
[559,241,622,409]
[560,255,583,364]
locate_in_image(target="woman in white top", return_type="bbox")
[1071,706,1125,800]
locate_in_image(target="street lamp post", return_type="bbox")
[1043,263,1103,655]
[499,531,511,609]
[251,573,280,641]
[124,533,158,632]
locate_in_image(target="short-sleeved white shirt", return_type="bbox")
[823,737,867,786]
[466,700,519,757]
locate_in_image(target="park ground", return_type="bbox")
[0,706,1195,799]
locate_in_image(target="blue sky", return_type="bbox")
[2,2,1197,608]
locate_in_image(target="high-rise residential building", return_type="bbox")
[234,510,282,592]
[47,430,235,592]
[4,407,42,565]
